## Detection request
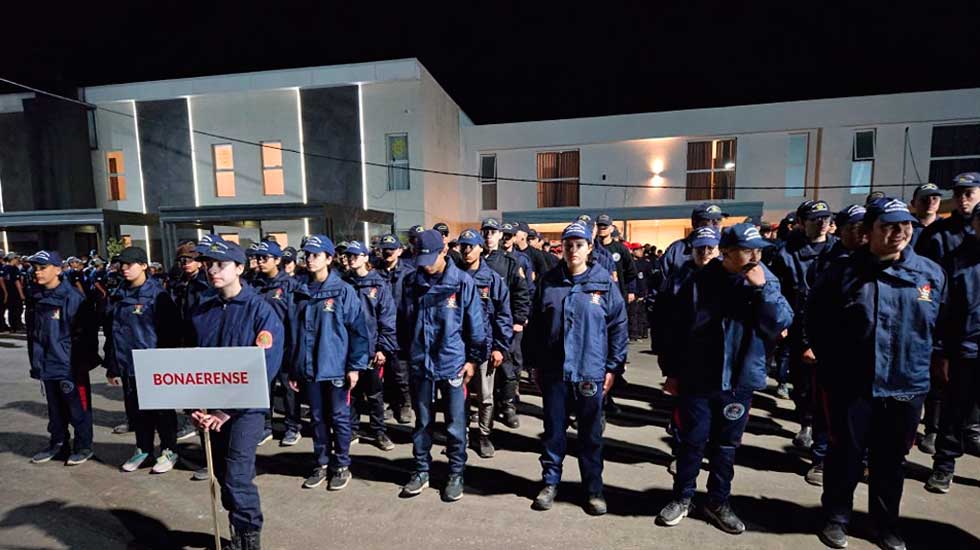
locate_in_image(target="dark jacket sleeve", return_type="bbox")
[604,284,629,374]
[343,288,371,372]
[69,293,101,372]
[753,277,794,343]
[396,279,416,361]
[508,260,530,325]
[491,276,514,355]
[620,245,638,286]
[154,290,181,349]
[376,282,398,354]
[461,278,488,366]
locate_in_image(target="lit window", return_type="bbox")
[480,154,497,210]
[261,141,284,196]
[106,151,126,201]
[387,134,410,190]
[213,144,236,197]
[219,233,240,244]
[686,139,736,201]
[537,151,579,208]
[850,130,875,195]
[785,134,808,197]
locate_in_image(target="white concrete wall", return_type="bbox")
[189,89,303,206]
[418,67,470,232]
[91,101,145,213]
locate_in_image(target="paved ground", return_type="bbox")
[0,333,978,550]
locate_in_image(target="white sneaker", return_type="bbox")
[122,449,149,472]
[151,449,178,474]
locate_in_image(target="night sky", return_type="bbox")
[4,3,979,124]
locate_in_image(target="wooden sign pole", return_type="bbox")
[202,409,222,550]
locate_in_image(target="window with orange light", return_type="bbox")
[213,144,236,197]
[261,141,284,196]
[106,151,126,201]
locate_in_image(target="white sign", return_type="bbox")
[132,347,269,410]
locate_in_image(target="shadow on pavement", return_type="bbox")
[2,400,127,430]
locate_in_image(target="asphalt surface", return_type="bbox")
[0,333,978,550]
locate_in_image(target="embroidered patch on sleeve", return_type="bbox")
[255,330,274,349]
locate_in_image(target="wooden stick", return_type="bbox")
[202,409,222,550]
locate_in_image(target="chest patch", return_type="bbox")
[273,288,284,301]
[723,403,746,421]
[133,304,144,315]
[480,286,490,300]
[591,292,603,305]
[917,283,932,302]
[446,293,458,309]
[323,298,335,312]
[578,381,598,397]
[255,330,274,349]
[367,287,378,300]
[51,308,61,320]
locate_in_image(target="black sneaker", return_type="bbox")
[705,502,745,534]
[396,404,414,425]
[112,422,130,435]
[401,471,429,497]
[917,433,937,455]
[877,529,906,550]
[794,426,813,449]
[477,435,495,458]
[66,449,94,466]
[31,444,66,464]
[776,383,791,400]
[303,466,328,489]
[818,522,848,548]
[257,429,273,447]
[585,493,607,516]
[442,474,464,502]
[532,484,557,511]
[280,430,302,446]
[328,468,351,491]
[501,407,520,429]
[805,462,825,486]
[657,498,691,526]
[175,424,197,442]
[374,432,395,451]
[192,467,210,481]
[925,470,952,494]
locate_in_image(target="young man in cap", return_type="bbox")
[5,253,26,331]
[657,224,792,533]
[770,199,840,484]
[104,246,182,473]
[514,222,550,284]
[629,242,653,341]
[250,241,303,447]
[433,223,462,265]
[343,240,397,452]
[660,203,728,280]
[406,225,426,265]
[457,229,513,458]
[595,214,638,302]
[501,222,535,294]
[526,222,628,515]
[373,233,416,424]
[397,229,486,502]
[808,198,944,550]
[528,229,558,271]
[187,235,284,550]
[290,235,370,491]
[829,205,868,260]
[909,183,943,250]
[26,250,100,466]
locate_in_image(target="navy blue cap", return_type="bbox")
[864,198,917,225]
[720,223,773,249]
[301,234,336,256]
[528,229,540,240]
[409,225,426,237]
[481,218,501,231]
[575,214,593,224]
[27,250,63,266]
[378,234,402,250]
[245,243,260,257]
[457,229,484,248]
[912,183,943,201]
[693,203,728,221]
[414,229,446,267]
[953,172,980,189]
[515,221,531,234]
[500,222,516,235]
[344,240,369,256]
[783,212,798,224]
[433,222,450,236]
[253,241,282,258]
[561,222,592,241]
[690,227,720,248]
[800,200,833,220]
[281,246,297,261]
[865,191,886,205]
[197,238,248,264]
[117,246,148,265]
[195,234,219,254]
[835,204,867,227]
[596,214,613,226]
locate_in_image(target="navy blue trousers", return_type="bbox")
[211,411,264,532]
[539,376,605,494]
[351,365,386,436]
[307,379,352,469]
[44,371,93,452]
[673,389,753,504]
[934,358,980,474]
[411,375,467,474]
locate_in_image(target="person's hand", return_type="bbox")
[744,264,767,287]
[513,324,524,333]
[106,376,122,387]
[191,410,230,432]
[460,362,476,385]
[603,372,616,394]
[490,350,504,369]
[347,370,359,388]
[374,351,386,367]
[931,355,950,385]
[288,379,300,393]
[628,293,636,304]
[801,348,817,365]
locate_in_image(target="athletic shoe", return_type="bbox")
[374,432,395,451]
[192,467,210,481]
[280,430,302,446]
[112,423,131,435]
[794,426,813,449]
[396,404,414,425]
[776,383,791,400]
[303,466,328,489]
[477,435,495,458]
[151,449,178,474]
[925,470,952,494]
[401,471,429,497]
[66,449,94,466]
[818,522,848,548]
[31,444,65,464]
[917,433,937,455]
[175,424,197,442]
[805,462,825,486]
[121,448,149,472]
[877,529,906,550]
[657,498,691,526]
[442,474,464,502]
[257,429,273,447]
[585,493,607,516]
[328,468,351,491]
[532,484,557,511]
[704,502,745,534]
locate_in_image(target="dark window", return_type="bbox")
[929,124,980,186]
[853,130,876,160]
[537,151,579,208]
[480,154,497,210]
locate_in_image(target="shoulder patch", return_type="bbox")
[255,330,274,349]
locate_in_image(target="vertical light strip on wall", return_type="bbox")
[185,96,201,207]
[131,100,151,261]
[0,169,7,252]
[363,221,369,245]
[295,88,308,205]
[358,84,368,212]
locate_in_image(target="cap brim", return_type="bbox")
[414,251,440,267]
[690,238,720,248]
[805,212,833,219]
[915,190,943,198]
[876,212,917,224]
[740,239,774,249]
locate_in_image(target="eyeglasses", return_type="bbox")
[177,256,197,265]
[255,255,276,263]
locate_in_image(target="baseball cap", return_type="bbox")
[912,183,943,201]
[409,225,426,238]
[414,229,446,267]
[197,238,248,264]
[596,214,613,226]
[245,243,260,257]
[26,250,63,266]
[576,214,593,225]
[335,241,349,254]
[433,222,450,236]
[281,247,297,262]
[953,172,980,189]
[561,222,592,241]
[117,246,148,265]
[692,203,728,221]
[378,234,402,250]
[254,241,283,258]
[720,223,773,249]
[527,229,540,240]
[175,242,197,259]
[515,221,531,234]
[344,240,369,256]
[301,234,336,256]
[800,200,833,220]
[195,234,219,254]
[501,222,516,236]
[865,191,886,204]
[835,204,867,227]
[457,229,485,248]
[481,218,501,231]
[690,227,721,248]
[864,197,917,225]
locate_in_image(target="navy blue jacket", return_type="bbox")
[398,261,487,380]
[466,261,514,359]
[909,219,926,251]
[373,257,414,318]
[251,270,300,366]
[915,211,975,265]
[525,263,628,382]
[937,239,980,360]
[770,233,840,349]
[171,269,210,322]
[345,270,398,357]
[649,260,699,362]
[291,270,371,382]
[104,277,180,378]
[27,282,100,381]
[657,260,793,392]
[508,247,536,296]
[659,237,692,281]
[807,247,946,398]
[484,249,530,325]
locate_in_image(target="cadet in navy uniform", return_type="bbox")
[770,199,840,485]
[373,233,416,424]
[0,253,8,332]
[290,235,370,491]
[457,229,513,458]
[6,253,26,331]
[433,223,462,265]
[397,229,486,502]
[250,241,302,447]
[26,250,100,466]
[343,240,397,452]
[187,236,284,550]
[104,246,182,473]
[660,203,728,280]
[526,222,628,516]
[829,205,867,261]
[925,202,980,494]
[909,183,944,250]
[628,242,653,340]
[656,224,792,533]
[808,198,945,550]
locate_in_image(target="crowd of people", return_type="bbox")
[19,171,980,550]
